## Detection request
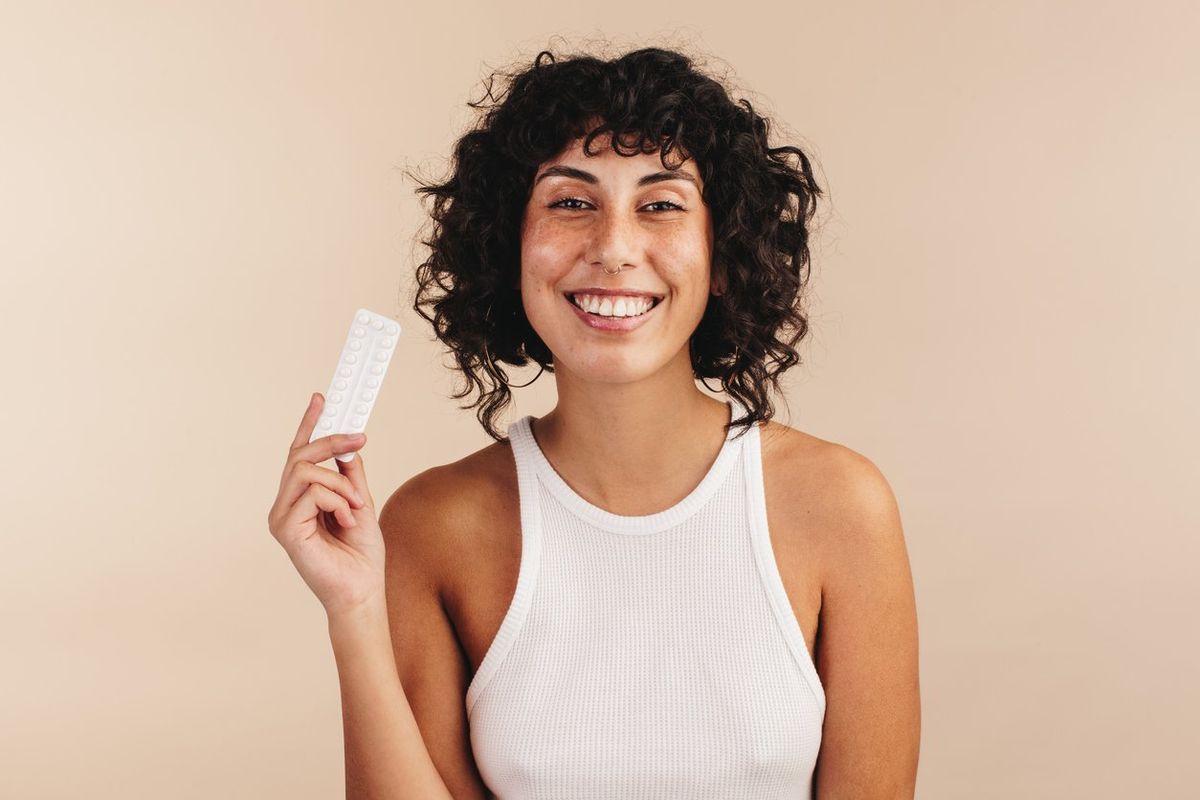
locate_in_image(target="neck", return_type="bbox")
[530,356,732,513]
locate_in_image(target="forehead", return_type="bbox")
[537,131,700,182]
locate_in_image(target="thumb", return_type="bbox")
[336,449,374,510]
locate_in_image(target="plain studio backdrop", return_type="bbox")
[2,2,1196,798]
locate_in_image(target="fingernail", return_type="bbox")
[354,492,365,505]
[349,433,365,441]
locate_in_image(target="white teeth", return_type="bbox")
[571,293,655,318]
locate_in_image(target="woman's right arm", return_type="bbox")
[267,393,458,799]
[329,598,454,800]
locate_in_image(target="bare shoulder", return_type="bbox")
[759,417,896,501]
[378,438,517,590]
[757,418,906,567]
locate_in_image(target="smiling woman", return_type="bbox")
[406,45,824,442]
[317,43,922,800]
[517,128,717,355]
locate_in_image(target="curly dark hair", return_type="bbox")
[406,44,822,442]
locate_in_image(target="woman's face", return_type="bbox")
[520,132,716,385]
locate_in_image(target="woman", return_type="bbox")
[268,45,920,799]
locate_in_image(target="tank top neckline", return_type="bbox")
[511,396,751,535]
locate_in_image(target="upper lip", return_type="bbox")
[564,288,665,300]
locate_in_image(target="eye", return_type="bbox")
[547,197,686,212]
[549,197,590,210]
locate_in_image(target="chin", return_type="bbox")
[554,350,667,384]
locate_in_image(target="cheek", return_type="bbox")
[659,230,713,289]
[518,250,568,320]
[521,224,577,277]
[665,222,712,262]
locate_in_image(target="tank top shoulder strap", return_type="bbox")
[466,415,544,713]
[505,414,544,546]
[740,406,827,712]
[506,413,539,476]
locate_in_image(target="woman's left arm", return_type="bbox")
[812,450,921,799]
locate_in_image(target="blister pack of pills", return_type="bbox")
[310,308,401,462]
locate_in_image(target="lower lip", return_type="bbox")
[566,295,662,332]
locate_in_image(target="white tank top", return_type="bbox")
[465,397,826,799]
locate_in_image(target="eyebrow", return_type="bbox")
[532,165,699,189]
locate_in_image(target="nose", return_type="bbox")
[586,208,638,273]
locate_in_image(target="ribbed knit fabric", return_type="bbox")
[465,397,826,799]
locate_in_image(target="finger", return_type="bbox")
[272,489,320,550]
[311,484,359,530]
[281,484,355,547]
[335,449,374,510]
[289,431,367,470]
[278,461,366,518]
[290,392,324,450]
[271,447,363,534]
[275,431,366,519]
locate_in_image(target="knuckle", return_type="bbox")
[299,463,325,488]
[267,507,286,538]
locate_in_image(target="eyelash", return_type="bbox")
[549,197,685,212]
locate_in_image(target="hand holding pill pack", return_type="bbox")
[309,308,400,462]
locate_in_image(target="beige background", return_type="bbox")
[2,1,1197,797]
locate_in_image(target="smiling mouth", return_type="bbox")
[563,292,664,318]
